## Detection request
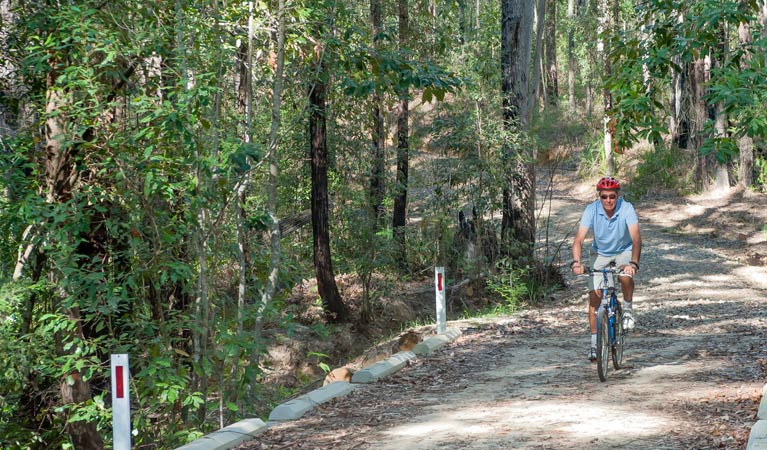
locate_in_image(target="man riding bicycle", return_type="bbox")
[571,176,642,362]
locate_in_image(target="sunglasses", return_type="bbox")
[600,195,617,200]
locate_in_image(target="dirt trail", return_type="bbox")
[239,173,767,450]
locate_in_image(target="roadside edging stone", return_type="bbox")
[352,351,417,384]
[748,419,767,450]
[413,328,462,355]
[268,380,356,421]
[172,327,464,449]
[758,384,767,420]
[749,384,767,450]
[174,418,267,450]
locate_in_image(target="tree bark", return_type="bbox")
[738,20,754,188]
[599,0,615,175]
[256,0,285,340]
[531,0,546,114]
[567,0,576,110]
[670,53,689,149]
[393,0,410,269]
[689,58,709,190]
[712,24,729,192]
[45,60,105,450]
[310,57,349,323]
[501,0,536,260]
[544,0,558,106]
[369,0,385,227]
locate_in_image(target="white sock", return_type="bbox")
[624,301,633,313]
[591,333,597,347]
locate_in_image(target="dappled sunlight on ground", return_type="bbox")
[378,397,674,448]
[734,265,767,290]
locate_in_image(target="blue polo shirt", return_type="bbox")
[579,198,638,256]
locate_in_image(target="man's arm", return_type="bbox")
[628,222,641,266]
[571,225,590,273]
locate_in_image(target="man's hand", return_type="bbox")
[622,263,637,276]
[572,262,585,275]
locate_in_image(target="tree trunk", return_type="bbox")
[501,0,536,260]
[544,0,558,106]
[738,20,754,188]
[670,53,689,149]
[567,0,576,110]
[369,0,385,226]
[393,0,409,269]
[236,40,250,115]
[689,58,708,190]
[458,0,467,43]
[310,59,349,323]
[712,24,729,192]
[531,0,546,114]
[45,61,105,450]
[256,0,285,340]
[599,0,615,175]
[762,0,767,67]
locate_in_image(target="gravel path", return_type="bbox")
[237,173,767,450]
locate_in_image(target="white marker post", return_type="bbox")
[111,354,131,450]
[435,267,446,334]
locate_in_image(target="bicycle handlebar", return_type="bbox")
[575,266,634,278]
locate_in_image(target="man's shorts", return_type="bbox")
[588,249,632,291]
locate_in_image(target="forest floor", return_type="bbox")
[241,164,767,449]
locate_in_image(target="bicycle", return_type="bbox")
[584,264,632,382]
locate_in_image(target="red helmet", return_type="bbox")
[596,176,621,190]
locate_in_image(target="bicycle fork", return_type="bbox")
[600,288,618,346]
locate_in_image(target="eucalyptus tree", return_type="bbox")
[737,19,754,187]
[545,0,559,106]
[531,0,547,110]
[567,0,577,109]
[308,2,349,323]
[608,0,767,190]
[392,0,410,269]
[369,0,386,227]
[501,0,537,260]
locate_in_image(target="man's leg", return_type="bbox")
[616,250,636,329]
[587,289,601,361]
[619,275,634,303]
[588,290,601,333]
[587,252,607,361]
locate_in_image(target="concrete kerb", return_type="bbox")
[173,327,464,450]
[747,384,767,450]
[748,420,767,450]
[413,328,462,356]
[269,381,357,421]
[353,328,462,383]
[352,350,417,383]
[175,418,267,450]
[759,384,767,420]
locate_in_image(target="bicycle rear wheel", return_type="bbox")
[596,308,610,382]
[612,299,625,370]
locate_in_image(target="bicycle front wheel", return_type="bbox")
[596,307,611,382]
[612,299,625,370]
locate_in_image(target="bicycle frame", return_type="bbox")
[595,268,620,347]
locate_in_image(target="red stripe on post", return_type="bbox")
[438,273,443,292]
[116,366,124,399]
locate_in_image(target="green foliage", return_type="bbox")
[307,352,331,374]
[608,0,767,177]
[485,259,529,314]
[626,144,697,199]
[755,157,767,193]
